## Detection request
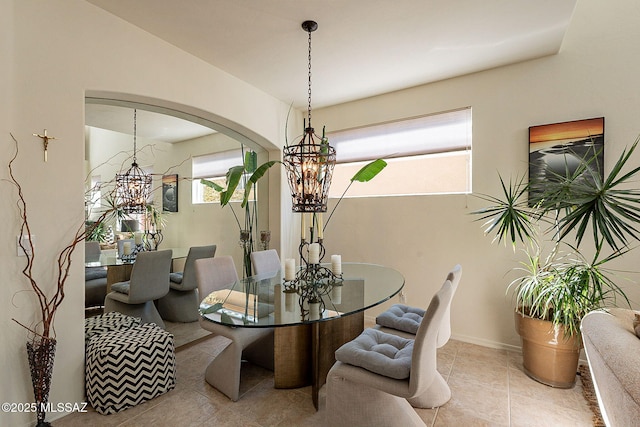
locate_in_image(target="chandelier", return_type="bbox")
[283,20,336,213]
[116,108,152,214]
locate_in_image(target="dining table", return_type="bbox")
[199,262,405,408]
[85,247,190,292]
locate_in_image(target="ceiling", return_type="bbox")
[84,0,578,142]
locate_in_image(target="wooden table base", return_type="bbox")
[274,312,365,409]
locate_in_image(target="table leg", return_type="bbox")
[274,324,312,388]
[106,264,133,294]
[312,312,364,409]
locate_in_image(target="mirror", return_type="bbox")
[84,98,270,347]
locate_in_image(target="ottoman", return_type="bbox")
[85,323,176,414]
[84,311,141,347]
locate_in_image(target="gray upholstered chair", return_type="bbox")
[85,241,107,309]
[195,256,274,401]
[157,244,217,322]
[104,249,172,329]
[375,264,462,344]
[326,278,455,426]
[250,249,281,275]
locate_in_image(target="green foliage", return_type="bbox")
[351,159,388,183]
[473,138,640,335]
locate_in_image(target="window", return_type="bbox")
[327,107,472,197]
[192,149,252,204]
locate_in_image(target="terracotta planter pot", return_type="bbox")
[515,310,581,388]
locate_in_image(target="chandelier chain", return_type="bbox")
[133,108,138,163]
[307,29,313,126]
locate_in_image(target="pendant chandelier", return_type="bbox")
[116,108,152,214]
[283,20,336,213]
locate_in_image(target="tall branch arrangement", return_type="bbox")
[7,134,119,339]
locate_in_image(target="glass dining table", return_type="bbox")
[85,247,190,291]
[199,262,405,408]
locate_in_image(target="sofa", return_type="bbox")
[580,308,640,426]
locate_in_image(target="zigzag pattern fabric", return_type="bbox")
[85,323,176,415]
[84,311,142,347]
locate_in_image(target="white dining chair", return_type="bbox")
[326,278,455,426]
[195,256,274,401]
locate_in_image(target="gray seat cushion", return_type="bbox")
[376,304,425,335]
[85,267,108,281]
[169,272,183,284]
[335,328,414,379]
[111,281,130,295]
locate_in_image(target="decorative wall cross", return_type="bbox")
[33,129,57,162]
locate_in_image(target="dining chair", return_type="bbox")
[326,278,455,426]
[250,249,281,275]
[375,264,462,346]
[85,241,107,309]
[157,244,217,322]
[195,256,274,401]
[104,249,172,329]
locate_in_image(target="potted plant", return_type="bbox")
[473,138,640,387]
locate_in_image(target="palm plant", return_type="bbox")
[473,137,640,336]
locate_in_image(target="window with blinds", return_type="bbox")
[327,107,472,197]
[191,149,250,204]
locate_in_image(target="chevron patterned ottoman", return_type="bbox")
[85,323,176,414]
[84,312,141,347]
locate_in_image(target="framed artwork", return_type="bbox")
[162,174,178,212]
[529,117,604,204]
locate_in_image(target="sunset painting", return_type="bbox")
[528,117,604,204]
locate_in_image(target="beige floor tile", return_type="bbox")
[510,392,592,427]
[442,375,510,425]
[54,337,594,427]
[508,365,588,413]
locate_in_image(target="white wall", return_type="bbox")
[315,0,640,349]
[0,1,291,425]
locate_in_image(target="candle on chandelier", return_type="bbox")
[317,213,323,239]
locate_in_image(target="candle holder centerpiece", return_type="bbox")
[283,232,343,320]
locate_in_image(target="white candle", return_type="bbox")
[331,285,342,305]
[309,301,320,320]
[301,213,306,241]
[285,290,296,312]
[134,232,142,245]
[331,254,342,275]
[309,243,320,264]
[123,241,132,255]
[284,258,296,281]
[317,213,323,240]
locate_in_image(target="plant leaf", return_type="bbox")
[244,151,258,174]
[220,165,245,206]
[200,178,224,192]
[351,159,387,182]
[242,161,280,208]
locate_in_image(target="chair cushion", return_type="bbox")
[376,304,425,335]
[85,267,107,281]
[169,272,183,284]
[111,281,130,295]
[335,328,414,379]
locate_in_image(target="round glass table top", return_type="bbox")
[200,262,405,328]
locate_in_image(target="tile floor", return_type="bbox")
[55,333,594,427]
